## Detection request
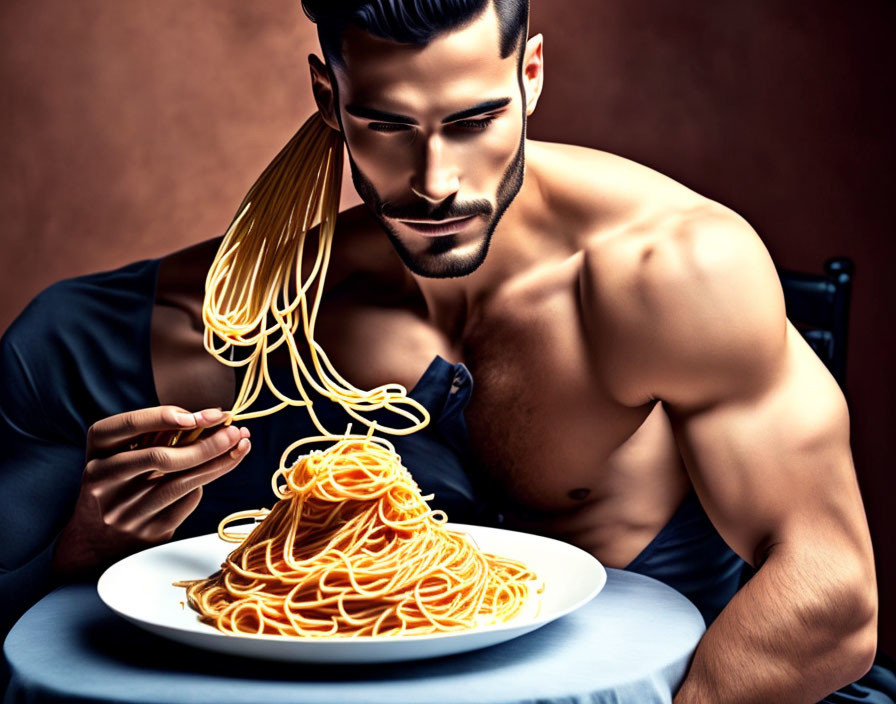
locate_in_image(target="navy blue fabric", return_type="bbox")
[0,259,161,642]
[624,488,746,627]
[821,651,896,703]
[1,258,893,702]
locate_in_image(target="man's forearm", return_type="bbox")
[673,544,876,703]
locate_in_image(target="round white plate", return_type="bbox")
[97,523,606,663]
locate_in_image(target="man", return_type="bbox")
[0,1,891,701]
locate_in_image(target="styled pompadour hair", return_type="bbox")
[301,0,529,68]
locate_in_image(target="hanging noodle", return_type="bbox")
[202,112,428,435]
[178,113,538,637]
[178,434,537,637]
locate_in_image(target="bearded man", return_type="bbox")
[1,1,893,701]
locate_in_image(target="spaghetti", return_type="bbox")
[178,112,538,637]
[202,112,428,435]
[178,434,537,637]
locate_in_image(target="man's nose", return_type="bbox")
[410,133,459,203]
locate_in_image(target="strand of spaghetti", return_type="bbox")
[217,509,270,543]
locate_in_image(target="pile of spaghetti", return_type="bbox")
[178,435,537,637]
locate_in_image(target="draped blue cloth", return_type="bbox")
[4,571,704,704]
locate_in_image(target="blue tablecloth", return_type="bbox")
[3,568,705,704]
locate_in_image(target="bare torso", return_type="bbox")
[152,139,725,569]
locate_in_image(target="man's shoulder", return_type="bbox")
[528,139,763,271]
[3,257,159,357]
[1,257,161,439]
[527,139,705,232]
[27,256,157,309]
[578,198,783,406]
[582,199,763,287]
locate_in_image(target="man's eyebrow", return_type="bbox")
[441,98,512,123]
[344,98,512,125]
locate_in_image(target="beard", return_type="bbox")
[347,127,526,279]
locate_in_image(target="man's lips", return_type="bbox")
[395,215,478,237]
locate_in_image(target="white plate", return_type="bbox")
[97,523,606,663]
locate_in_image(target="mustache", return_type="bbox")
[379,197,493,222]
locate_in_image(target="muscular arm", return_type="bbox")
[668,324,876,703]
[588,207,877,702]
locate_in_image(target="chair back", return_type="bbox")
[777,257,853,390]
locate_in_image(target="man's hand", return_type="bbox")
[52,406,251,577]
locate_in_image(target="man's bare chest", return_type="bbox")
[318,273,684,505]
[461,281,685,515]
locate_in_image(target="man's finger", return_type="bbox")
[100,438,251,538]
[115,488,205,545]
[141,488,205,543]
[87,407,229,458]
[142,438,251,515]
[92,425,247,480]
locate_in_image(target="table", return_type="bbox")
[4,568,705,704]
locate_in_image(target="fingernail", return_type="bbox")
[174,412,196,427]
[231,439,250,458]
[240,427,251,438]
[199,408,225,423]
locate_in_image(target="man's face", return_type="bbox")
[330,4,526,278]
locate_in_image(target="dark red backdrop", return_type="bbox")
[1,0,893,652]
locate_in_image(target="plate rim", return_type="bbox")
[97,522,606,647]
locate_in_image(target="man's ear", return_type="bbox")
[521,33,544,117]
[309,54,341,131]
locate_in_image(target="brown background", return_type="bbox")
[1,1,893,653]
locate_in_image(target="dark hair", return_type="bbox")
[301,0,529,68]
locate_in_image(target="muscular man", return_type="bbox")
[1,1,891,701]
